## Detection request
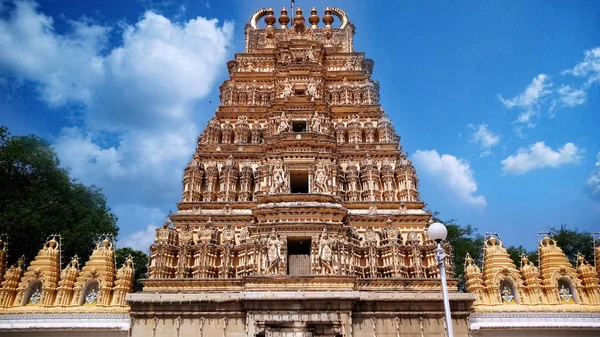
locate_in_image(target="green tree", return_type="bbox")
[0,126,118,266]
[506,245,529,268]
[547,225,594,266]
[115,247,149,292]
[430,212,484,290]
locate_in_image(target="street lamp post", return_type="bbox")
[428,222,454,337]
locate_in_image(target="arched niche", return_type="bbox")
[22,279,43,306]
[79,279,100,306]
[499,277,519,304]
[558,277,578,304]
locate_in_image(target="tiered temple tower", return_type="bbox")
[128,6,473,337]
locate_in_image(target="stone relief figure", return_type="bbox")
[306,78,319,99]
[364,227,378,246]
[311,161,330,193]
[270,162,289,194]
[265,228,283,274]
[280,51,291,64]
[309,110,323,133]
[280,78,294,98]
[238,226,250,244]
[304,47,317,63]
[198,219,216,243]
[318,228,334,274]
[222,225,236,244]
[501,285,514,303]
[275,111,292,134]
[559,284,573,302]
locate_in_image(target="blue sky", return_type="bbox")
[1,0,599,252]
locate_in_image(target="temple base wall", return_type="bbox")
[127,291,473,337]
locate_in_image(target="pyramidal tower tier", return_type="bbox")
[129,7,472,337]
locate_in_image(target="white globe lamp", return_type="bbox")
[428,222,448,243]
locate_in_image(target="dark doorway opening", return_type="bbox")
[292,121,307,132]
[290,170,309,193]
[287,237,311,275]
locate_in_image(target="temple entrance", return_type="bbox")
[287,238,311,275]
[290,170,309,193]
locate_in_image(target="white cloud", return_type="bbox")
[498,47,600,133]
[119,225,158,252]
[563,47,600,88]
[412,150,486,208]
[557,85,586,108]
[586,152,600,201]
[469,124,500,157]
[501,142,582,175]
[115,204,165,251]
[499,74,552,127]
[0,1,233,237]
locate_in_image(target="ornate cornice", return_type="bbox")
[0,313,130,331]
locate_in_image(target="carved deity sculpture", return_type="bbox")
[309,110,323,133]
[275,111,292,134]
[270,162,289,194]
[311,161,330,193]
[198,220,216,243]
[239,226,250,244]
[265,229,283,274]
[318,228,334,274]
[306,78,320,99]
[280,78,294,98]
[304,47,317,63]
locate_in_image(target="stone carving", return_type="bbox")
[308,110,324,133]
[304,47,318,63]
[365,228,378,245]
[501,286,514,303]
[265,228,283,274]
[275,111,292,134]
[318,228,334,274]
[198,220,216,243]
[279,78,294,98]
[311,161,331,193]
[179,224,194,245]
[270,161,289,194]
[559,284,573,302]
[222,225,236,245]
[306,78,320,99]
[239,226,250,244]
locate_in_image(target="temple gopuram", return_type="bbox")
[0,5,599,337]
[125,6,473,337]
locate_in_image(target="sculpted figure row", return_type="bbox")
[149,221,452,279]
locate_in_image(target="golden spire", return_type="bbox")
[54,256,80,307]
[464,253,486,304]
[110,255,134,307]
[0,256,24,308]
[71,236,116,307]
[14,236,61,306]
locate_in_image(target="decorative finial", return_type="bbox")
[323,6,334,28]
[279,7,290,28]
[265,7,276,27]
[293,5,306,32]
[309,7,319,29]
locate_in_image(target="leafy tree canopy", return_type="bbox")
[115,247,148,292]
[0,126,119,266]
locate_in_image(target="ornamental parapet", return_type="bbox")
[0,235,134,313]
[465,233,600,312]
